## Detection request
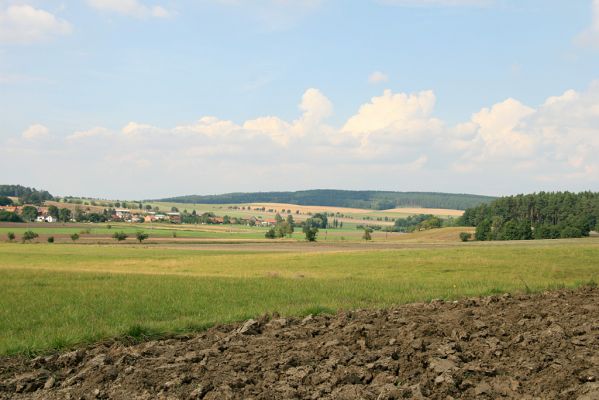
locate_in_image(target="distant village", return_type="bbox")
[0,202,283,227]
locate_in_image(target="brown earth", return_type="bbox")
[2,287,599,400]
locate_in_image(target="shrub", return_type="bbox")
[7,232,15,242]
[135,231,149,243]
[47,236,55,243]
[303,225,318,242]
[113,231,128,241]
[22,231,39,243]
[459,232,472,242]
[362,229,372,241]
[265,228,276,239]
[560,226,582,239]
[70,233,80,242]
[172,231,177,238]
[0,210,23,222]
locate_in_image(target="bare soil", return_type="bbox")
[2,287,599,400]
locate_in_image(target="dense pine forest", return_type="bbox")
[460,192,599,240]
[158,190,495,211]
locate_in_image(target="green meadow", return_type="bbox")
[1,239,599,355]
[0,224,269,239]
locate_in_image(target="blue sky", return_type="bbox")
[1,0,599,199]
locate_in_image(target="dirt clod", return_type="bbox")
[2,287,599,399]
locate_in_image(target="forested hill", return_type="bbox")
[461,191,599,240]
[0,184,53,204]
[157,190,495,211]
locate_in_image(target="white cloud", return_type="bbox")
[342,90,443,147]
[0,5,71,44]
[450,82,599,181]
[368,71,389,84]
[576,0,599,48]
[87,0,170,18]
[22,124,49,140]
[66,127,113,142]
[4,83,599,197]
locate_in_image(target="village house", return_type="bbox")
[113,209,132,220]
[167,212,181,224]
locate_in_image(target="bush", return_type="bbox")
[7,232,15,242]
[70,233,80,242]
[0,210,23,222]
[459,232,472,242]
[362,229,372,241]
[303,225,318,242]
[22,231,39,243]
[0,196,13,206]
[560,226,582,239]
[264,228,276,239]
[47,236,55,243]
[113,231,128,241]
[135,231,149,243]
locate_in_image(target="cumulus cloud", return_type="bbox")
[3,83,599,197]
[368,71,389,84]
[87,0,170,18]
[576,0,599,48]
[66,127,113,142]
[342,90,442,146]
[0,5,72,44]
[22,124,50,140]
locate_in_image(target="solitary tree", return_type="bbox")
[21,206,39,222]
[59,208,72,222]
[7,232,15,242]
[70,233,80,242]
[303,225,318,242]
[47,205,59,220]
[47,236,55,243]
[362,228,372,241]
[135,231,149,243]
[459,232,472,242]
[22,231,39,243]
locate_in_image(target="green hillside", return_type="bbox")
[156,190,495,211]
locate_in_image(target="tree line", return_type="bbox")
[460,191,599,240]
[0,185,53,205]
[157,190,495,211]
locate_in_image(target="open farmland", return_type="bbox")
[1,236,598,356]
[147,201,464,226]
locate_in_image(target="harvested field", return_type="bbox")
[2,287,598,399]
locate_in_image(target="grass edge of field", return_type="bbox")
[3,279,598,359]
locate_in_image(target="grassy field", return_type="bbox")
[147,201,463,225]
[1,238,599,356]
[0,224,270,240]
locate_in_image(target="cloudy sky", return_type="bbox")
[1,0,599,199]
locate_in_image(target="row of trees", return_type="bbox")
[460,192,599,241]
[264,213,326,241]
[391,214,444,232]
